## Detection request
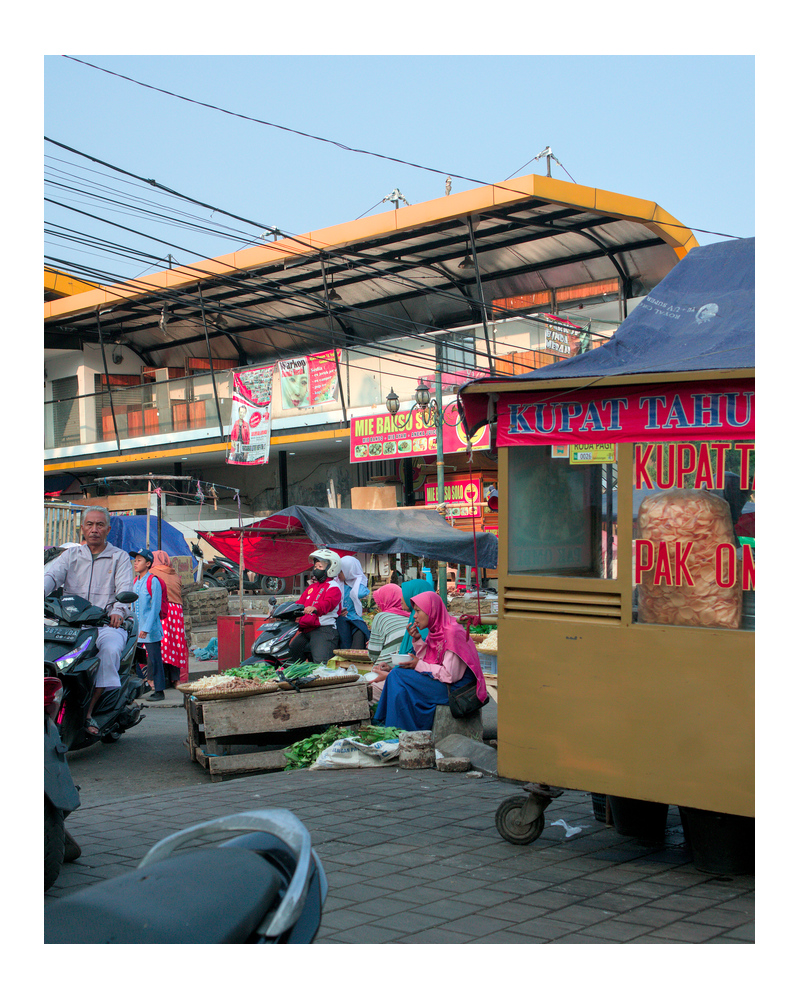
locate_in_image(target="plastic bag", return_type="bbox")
[310,737,400,770]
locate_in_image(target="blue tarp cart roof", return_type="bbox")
[459,238,754,436]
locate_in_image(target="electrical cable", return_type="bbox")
[56,56,749,243]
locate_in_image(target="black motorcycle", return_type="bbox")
[44,809,328,944]
[44,674,81,891]
[239,599,305,667]
[204,555,287,596]
[44,590,147,752]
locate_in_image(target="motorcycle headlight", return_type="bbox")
[254,637,279,654]
[54,636,93,670]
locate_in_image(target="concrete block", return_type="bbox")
[435,734,498,777]
[436,756,471,773]
[431,704,483,743]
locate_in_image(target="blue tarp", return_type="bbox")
[459,238,754,434]
[107,515,197,568]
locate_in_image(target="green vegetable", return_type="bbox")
[282,724,404,770]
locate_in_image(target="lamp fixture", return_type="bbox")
[326,278,341,301]
[458,252,475,270]
[385,379,442,430]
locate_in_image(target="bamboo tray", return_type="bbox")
[278,673,360,691]
[334,649,372,663]
[191,681,281,701]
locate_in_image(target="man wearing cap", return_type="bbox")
[130,548,166,702]
[44,505,135,735]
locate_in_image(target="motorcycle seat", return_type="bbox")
[44,847,284,943]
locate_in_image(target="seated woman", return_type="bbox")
[336,556,371,650]
[373,591,487,732]
[367,584,411,700]
[396,579,435,656]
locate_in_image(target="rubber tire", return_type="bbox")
[63,828,82,863]
[202,576,226,589]
[44,799,65,891]
[495,795,546,845]
[261,575,286,595]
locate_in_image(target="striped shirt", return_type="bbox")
[367,612,409,663]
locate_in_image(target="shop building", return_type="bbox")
[44,173,697,550]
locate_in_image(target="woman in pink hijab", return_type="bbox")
[373,591,487,731]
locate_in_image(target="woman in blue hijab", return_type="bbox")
[397,578,435,655]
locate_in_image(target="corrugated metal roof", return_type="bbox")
[44,173,697,369]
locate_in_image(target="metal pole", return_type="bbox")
[146,476,152,549]
[466,216,495,374]
[435,363,448,600]
[157,488,162,551]
[239,531,245,664]
[95,312,121,452]
[197,284,225,438]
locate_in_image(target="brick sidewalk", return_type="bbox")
[45,767,754,943]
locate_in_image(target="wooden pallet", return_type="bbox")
[183,680,371,781]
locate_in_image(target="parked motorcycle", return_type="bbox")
[44,674,81,891]
[44,590,147,752]
[203,554,287,596]
[239,599,305,667]
[44,809,328,943]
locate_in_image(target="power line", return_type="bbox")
[57,55,748,243]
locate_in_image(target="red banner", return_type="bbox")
[497,379,754,447]
[350,402,489,463]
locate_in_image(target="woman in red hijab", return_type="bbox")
[150,551,189,686]
[373,591,487,731]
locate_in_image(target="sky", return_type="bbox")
[43,53,755,285]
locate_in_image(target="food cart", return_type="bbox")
[458,238,754,870]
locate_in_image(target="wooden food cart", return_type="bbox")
[459,239,754,869]
[184,678,371,781]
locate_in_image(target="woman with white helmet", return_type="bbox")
[287,548,343,664]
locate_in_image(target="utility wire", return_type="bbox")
[56,56,748,243]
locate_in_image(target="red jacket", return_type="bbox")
[296,578,341,631]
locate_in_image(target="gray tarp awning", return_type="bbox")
[200,505,498,575]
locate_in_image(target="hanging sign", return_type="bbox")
[569,444,617,464]
[498,379,754,447]
[424,475,482,517]
[350,401,490,463]
[278,350,340,409]
[227,366,274,466]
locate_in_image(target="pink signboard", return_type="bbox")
[497,379,754,447]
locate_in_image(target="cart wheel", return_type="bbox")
[495,795,546,845]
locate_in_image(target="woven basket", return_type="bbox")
[333,649,372,662]
[192,681,281,701]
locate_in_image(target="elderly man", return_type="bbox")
[44,506,135,735]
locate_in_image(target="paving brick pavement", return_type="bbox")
[44,767,754,943]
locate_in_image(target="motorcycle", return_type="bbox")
[240,598,305,667]
[202,553,287,596]
[44,590,147,752]
[44,809,328,943]
[44,674,81,891]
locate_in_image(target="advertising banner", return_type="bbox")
[350,401,490,463]
[278,350,340,409]
[424,475,483,518]
[227,366,274,466]
[498,379,754,447]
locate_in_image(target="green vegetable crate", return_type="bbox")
[183,678,371,782]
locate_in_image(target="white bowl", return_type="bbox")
[390,653,413,667]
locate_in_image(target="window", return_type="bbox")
[632,440,754,630]
[507,446,617,578]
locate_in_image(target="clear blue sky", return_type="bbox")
[44,54,754,284]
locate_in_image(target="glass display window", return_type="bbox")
[507,445,617,579]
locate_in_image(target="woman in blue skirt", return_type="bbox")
[373,591,487,731]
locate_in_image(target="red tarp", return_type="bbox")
[199,512,353,578]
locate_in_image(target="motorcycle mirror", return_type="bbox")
[268,597,277,605]
[115,591,139,604]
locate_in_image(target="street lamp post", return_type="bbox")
[385,368,448,600]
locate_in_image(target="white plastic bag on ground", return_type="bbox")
[310,738,400,769]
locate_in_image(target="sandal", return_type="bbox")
[85,717,100,736]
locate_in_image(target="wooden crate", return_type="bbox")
[183,680,371,781]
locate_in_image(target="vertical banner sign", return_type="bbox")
[279,350,340,409]
[227,366,274,466]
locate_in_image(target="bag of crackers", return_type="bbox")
[636,488,742,629]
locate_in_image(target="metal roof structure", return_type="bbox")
[44,173,698,369]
